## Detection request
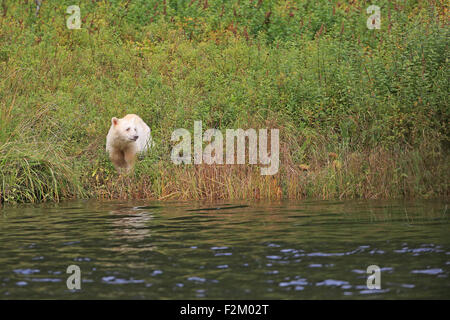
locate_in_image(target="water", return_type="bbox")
[0,200,449,299]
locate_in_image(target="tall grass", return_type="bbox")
[0,106,84,203]
[0,0,448,203]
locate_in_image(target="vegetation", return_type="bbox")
[0,0,448,203]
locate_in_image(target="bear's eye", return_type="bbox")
[126,127,130,131]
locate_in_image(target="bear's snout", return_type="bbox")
[131,135,139,141]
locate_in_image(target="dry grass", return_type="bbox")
[87,134,449,202]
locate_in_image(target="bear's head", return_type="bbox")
[111,117,139,144]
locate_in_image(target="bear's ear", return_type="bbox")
[111,117,118,126]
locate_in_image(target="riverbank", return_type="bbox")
[0,1,448,203]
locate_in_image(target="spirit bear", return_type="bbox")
[106,114,153,171]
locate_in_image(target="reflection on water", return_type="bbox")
[0,200,448,299]
[108,208,155,253]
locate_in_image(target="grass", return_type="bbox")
[0,0,448,204]
[0,105,84,203]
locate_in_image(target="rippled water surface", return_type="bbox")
[0,200,449,299]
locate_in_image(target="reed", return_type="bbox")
[0,0,448,204]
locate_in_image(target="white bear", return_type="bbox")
[106,114,153,171]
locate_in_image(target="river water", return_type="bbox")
[0,200,448,299]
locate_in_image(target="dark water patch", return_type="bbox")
[186,205,249,212]
[0,200,448,299]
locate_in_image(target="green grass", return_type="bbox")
[0,105,84,202]
[0,0,448,203]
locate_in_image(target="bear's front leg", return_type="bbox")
[109,149,127,170]
[123,147,137,172]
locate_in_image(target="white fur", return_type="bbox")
[106,114,152,170]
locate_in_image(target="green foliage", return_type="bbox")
[0,0,448,203]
